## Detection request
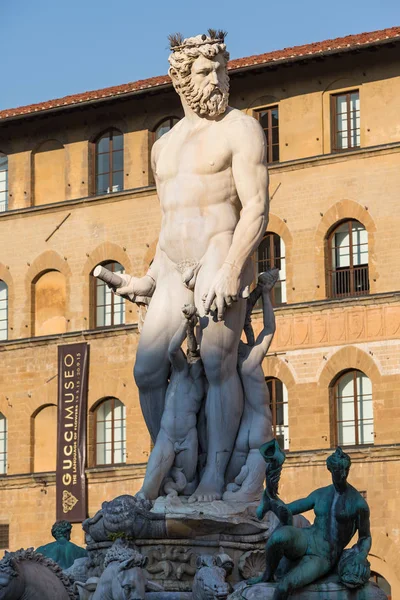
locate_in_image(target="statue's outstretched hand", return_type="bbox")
[204,264,241,321]
[114,274,156,303]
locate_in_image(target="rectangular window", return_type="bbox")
[256,107,279,163]
[331,91,360,151]
[0,524,9,549]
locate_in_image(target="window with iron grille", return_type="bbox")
[0,153,8,212]
[327,220,369,299]
[0,525,9,549]
[154,117,180,140]
[266,378,289,450]
[94,129,124,195]
[93,262,125,328]
[256,107,279,163]
[0,281,7,341]
[256,233,286,306]
[331,91,360,152]
[332,370,374,447]
[95,398,126,466]
[0,414,7,474]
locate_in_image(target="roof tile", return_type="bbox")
[1,25,399,121]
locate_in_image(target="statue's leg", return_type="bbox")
[224,402,251,489]
[174,427,198,493]
[249,526,308,585]
[138,429,176,500]
[134,267,193,441]
[273,555,331,600]
[188,258,249,503]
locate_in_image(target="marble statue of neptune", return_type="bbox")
[116,31,269,502]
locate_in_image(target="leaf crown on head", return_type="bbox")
[168,29,228,51]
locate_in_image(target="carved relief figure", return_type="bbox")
[138,304,205,500]
[114,30,269,502]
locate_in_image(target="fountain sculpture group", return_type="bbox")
[0,31,388,600]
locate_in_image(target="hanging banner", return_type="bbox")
[56,342,89,522]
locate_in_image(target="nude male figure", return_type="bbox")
[116,30,269,501]
[137,305,205,501]
[223,269,279,503]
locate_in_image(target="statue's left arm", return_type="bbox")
[355,503,372,560]
[204,117,269,320]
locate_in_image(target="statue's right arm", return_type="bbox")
[115,141,165,301]
[286,492,316,515]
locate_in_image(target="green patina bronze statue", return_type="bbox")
[251,444,372,600]
[36,520,88,570]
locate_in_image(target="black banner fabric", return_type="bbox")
[56,343,89,522]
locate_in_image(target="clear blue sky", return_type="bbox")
[1,0,399,111]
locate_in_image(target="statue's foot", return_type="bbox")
[248,568,273,585]
[222,487,262,503]
[188,475,224,503]
[247,575,264,585]
[258,268,280,291]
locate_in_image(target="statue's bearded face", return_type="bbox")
[182,54,229,117]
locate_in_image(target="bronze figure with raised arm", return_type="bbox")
[251,447,372,600]
[113,30,269,502]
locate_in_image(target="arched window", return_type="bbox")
[266,377,289,450]
[256,232,286,305]
[0,414,7,474]
[95,398,126,465]
[94,129,123,195]
[327,220,369,298]
[93,261,125,327]
[154,117,180,140]
[0,281,8,341]
[333,370,373,446]
[33,405,57,472]
[33,270,67,336]
[0,153,8,212]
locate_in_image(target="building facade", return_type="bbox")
[0,26,399,599]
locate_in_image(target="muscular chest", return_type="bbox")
[315,491,356,523]
[155,124,232,182]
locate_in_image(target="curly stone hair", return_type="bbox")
[51,520,72,540]
[104,539,146,569]
[0,548,75,599]
[168,33,229,98]
[326,447,351,472]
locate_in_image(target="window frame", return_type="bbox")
[331,369,374,448]
[266,377,289,450]
[255,106,279,164]
[93,129,124,196]
[331,90,360,153]
[0,413,7,475]
[0,280,8,342]
[0,152,8,213]
[92,261,125,329]
[94,397,126,467]
[255,232,286,307]
[327,219,369,299]
[153,116,180,141]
